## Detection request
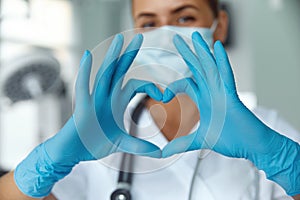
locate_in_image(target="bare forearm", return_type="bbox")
[294,194,300,200]
[0,171,37,200]
[0,171,56,200]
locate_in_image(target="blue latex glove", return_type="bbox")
[162,32,300,196]
[14,33,162,198]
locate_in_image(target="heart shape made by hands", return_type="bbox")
[75,31,228,161]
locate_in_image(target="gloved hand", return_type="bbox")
[162,32,300,196]
[14,33,162,198]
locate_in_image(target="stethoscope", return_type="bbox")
[110,96,149,200]
[110,96,207,200]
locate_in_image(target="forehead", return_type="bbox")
[132,0,209,17]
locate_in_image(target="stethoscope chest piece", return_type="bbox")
[110,188,131,200]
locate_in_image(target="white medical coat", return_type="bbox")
[52,106,300,200]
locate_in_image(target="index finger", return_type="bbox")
[173,34,206,85]
[111,34,144,88]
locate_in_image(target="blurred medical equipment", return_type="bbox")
[0,53,65,103]
[0,52,68,172]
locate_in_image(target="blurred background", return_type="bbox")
[0,0,299,174]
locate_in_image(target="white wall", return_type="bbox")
[250,0,300,131]
[217,0,300,131]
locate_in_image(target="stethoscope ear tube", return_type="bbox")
[110,96,149,200]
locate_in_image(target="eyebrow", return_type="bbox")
[135,12,156,20]
[135,5,200,20]
[171,5,200,14]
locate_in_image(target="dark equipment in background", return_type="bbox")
[0,53,68,177]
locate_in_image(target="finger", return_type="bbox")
[92,34,124,97]
[214,41,237,93]
[76,50,92,104]
[122,79,163,102]
[74,111,159,159]
[111,79,163,127]
[192,32,220,86]
[173,34,206,84]
[162,133,200,158]
[117,134,162,158]
[162,78,199,104]
[111,34,143,88]
[192,31,212,57]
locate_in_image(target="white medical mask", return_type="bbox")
[128,22,218,87]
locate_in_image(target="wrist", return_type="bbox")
[250,130,300,196]
[14,143,74,198]
[14,117,87,198]
[267,138,300,196]
[44,117,94,165]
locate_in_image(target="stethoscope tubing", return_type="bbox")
[110,96,207,200]
[110,96,149,200]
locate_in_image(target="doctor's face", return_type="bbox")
[132,0,228,43]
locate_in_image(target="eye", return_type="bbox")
[141,22,156,28]
[177,16,196,24]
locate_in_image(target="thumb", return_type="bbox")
[162,133,200,158]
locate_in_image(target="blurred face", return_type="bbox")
[131,0,229,140]
[132,0,228,42]
[133,0,214,28]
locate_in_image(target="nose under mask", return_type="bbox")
[126,23,217,88]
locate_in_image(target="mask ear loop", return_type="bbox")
[210,20,219,33]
